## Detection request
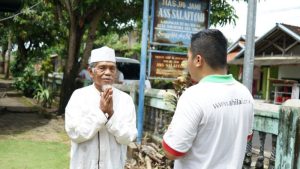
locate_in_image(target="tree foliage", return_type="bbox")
[0,0,62,77]
[0,0,243,114]
[210,0,238,26]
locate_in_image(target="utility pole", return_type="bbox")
[243,0,257,91]
[243,0,257,168]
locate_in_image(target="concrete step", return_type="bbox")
[0,81,14,91]
[0,83,12,88]
[0,97,41,113]
[0,74,14,89]
[5,90,23,97]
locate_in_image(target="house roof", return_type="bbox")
[281,23,300,37]
[227,36,246,62]
[229,56,300,66]
[228,23,300,65]
[227,51,239,62]
[227,36,246,53]
[269,78,298,85]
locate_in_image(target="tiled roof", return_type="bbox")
[281,23,300,37]
[227,51,239,62]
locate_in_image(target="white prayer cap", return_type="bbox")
[89,46,116,64]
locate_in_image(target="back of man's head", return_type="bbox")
[190,29,227,70]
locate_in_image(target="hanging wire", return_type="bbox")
[0,1,42,22]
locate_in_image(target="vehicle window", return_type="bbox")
[116,62,140,80]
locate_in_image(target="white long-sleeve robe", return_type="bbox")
[65,84,137,169]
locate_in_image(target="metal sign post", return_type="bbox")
[137,0,150,144]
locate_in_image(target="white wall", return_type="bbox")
[278,65,300,80]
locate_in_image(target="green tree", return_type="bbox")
[210,0,238,26]
[0,0,61,77]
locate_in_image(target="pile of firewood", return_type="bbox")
[125,142,173,169]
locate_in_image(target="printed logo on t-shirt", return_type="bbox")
[212,98,251,109]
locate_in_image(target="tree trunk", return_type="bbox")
[1,44,7,74]
[1,46,6,63]
[58,17,84,115]
[5,31,13,79]
[80,10,102,70]
[13,37,28,77]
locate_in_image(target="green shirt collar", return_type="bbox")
[200,74,235,83]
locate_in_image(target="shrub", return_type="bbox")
[34,84,54,108]
[13,65,42,97]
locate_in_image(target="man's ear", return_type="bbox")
[194,54,203,67]
[88,68,94,78]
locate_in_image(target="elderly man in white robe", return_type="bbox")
[65,46,137,169]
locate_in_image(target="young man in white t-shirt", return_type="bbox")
[162,29,254,169]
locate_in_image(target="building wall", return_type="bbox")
[278,65,300,80]
[262,66,278,100]
[289,44,300,55]
[228,65,240,80]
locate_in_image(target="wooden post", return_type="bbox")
[291,84,299,99]
[275,99,300,169]
[266,67,270,101]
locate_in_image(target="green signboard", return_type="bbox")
[152,0,209,46]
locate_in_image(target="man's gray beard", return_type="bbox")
[102,84,112,91]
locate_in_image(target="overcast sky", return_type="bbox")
[213,0,300,42]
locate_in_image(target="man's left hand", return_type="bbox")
[100,87,114,118]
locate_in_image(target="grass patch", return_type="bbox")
[0,139,69,169]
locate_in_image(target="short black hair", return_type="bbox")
[190,29,227,69]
